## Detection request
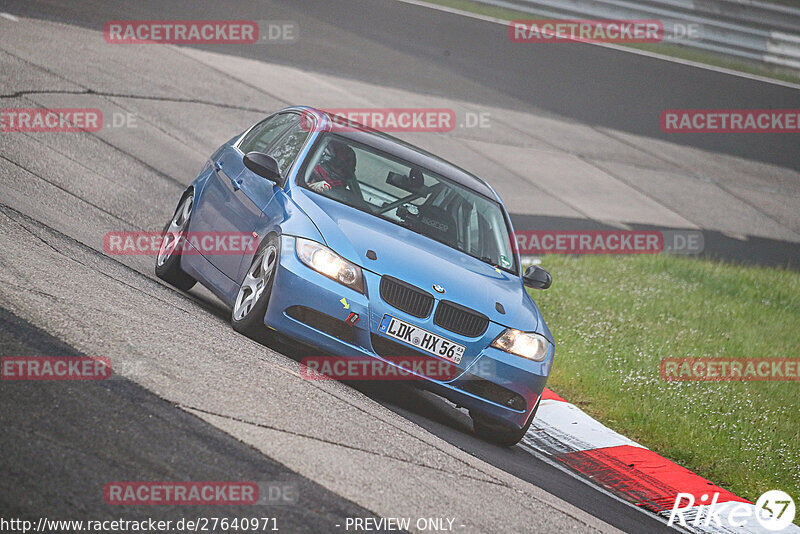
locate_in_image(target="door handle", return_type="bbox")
[214,161,222,171]
[231,178,243,191]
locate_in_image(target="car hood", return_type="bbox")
[290,189,548,335]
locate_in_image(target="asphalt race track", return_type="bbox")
[0,307,382,532]
[0,1,798,533]
[5,0,800,171]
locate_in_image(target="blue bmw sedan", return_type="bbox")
[155,106,554,446]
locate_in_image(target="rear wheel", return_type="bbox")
[231,235,280,339]
[155,194,196,291]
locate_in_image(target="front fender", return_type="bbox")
[251,190,325,260]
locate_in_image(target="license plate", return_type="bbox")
[377,314,465,364]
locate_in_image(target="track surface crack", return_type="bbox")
[181,404,509,488]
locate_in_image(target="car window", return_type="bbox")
[300,134,517,273]
[268,121,312,174]
[239,113,297,154]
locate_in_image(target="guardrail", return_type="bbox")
[474,0,800,72]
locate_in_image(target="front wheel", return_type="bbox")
[471,397,540,447]
[231,235,280,339]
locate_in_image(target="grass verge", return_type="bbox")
[530,254,800,508]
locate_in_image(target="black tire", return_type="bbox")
[154,194,196,291]
[231,234,280,340]
[471,396,541,447]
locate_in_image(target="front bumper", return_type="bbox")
[263,236,552,431]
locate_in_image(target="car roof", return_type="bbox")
[292,106,500,202]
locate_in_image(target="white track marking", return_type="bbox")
[524,399,646,454]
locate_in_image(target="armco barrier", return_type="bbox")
[477,0,800,72]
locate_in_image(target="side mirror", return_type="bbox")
[523,265,552,290]
[243,152,282,185]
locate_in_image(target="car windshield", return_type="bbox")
[300,134,517,273]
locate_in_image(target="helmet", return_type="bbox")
[321,140,356,176]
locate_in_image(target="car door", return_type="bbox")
[190,112,298,280]
[231,117,314,283]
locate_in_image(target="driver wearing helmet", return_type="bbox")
[308,140,357,193]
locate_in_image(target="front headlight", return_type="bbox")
[296,238,364,293]
[491,329,550,361]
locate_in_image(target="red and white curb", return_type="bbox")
[522,389,799,533]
